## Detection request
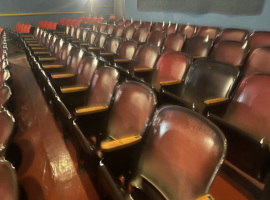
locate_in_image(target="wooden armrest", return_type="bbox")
[39,57,57,62]
[100,52,115,56]
[76,105,109,115]
[26,41,39,44]
[80,42,88,46]
[51,73,75,79]
[21,35,33,38]
[24,38,35,41]
[28,44,42,47]
[204,97,229,106]
[193,55,207,60]
[34,51,50,55]
[43,64,64,69]
[31,47,47,50]
[61,85,88,93]
[134,67,153,72]
[101,136,142,152]
[88,46,102,50]
[160,80,181,86]
[114,58,131,63]
[195,194,214,200]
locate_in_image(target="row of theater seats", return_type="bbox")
[0,31,19,200]
[18,29,223,200]
[37,21,58,30]
[13,18,270,199]
[58,17,103,27]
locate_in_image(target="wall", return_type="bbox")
[125,0,270,31]
[0,0,90,28]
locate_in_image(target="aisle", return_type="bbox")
[7,46,99,200]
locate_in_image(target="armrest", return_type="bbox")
[33,51,50,55]
[134,67,153,72]
[195,194,214,200]
[43,64,64,69]
[204,97,229,106]
[24,38,36,41]
[76,105,109,115]
[100,52,116,56]
[193,55,207,60]
[51,73,75,79]
[61,85,88,93]
[88,46,102,50]
[28,44,43,47]
[26,41,39,44]
[101,136,142,152]
[79,42,89,46]
[160,80,181,86]
[114,58,131,63]
[31,47,47,50]
[21,35,33,38]
[39,57,57,62]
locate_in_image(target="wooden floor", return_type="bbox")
[6,43,260,200]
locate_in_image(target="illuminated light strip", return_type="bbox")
[95,5,114,8]
[0,11,88,17]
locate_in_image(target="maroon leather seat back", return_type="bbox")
[248,31,270,52]
[0,160,18,200]
[153,51,191,91]
[112,25,125,37]
[76,56,98,85]
[122,26,136,40]
[178,24,197,38]
[215,28,249,43]
[66,48,84,73]
[124,19,132,27]
[223,74,270,144]
[93,33,107,48]
[59,43,73,64]
[107,81,156,139]
[134,105,225,200]
[196,26,220,39]
[147,30,166,50]
[182,36,214,59]
[65,25,71,35]
[0,85,11,107]
[117,40,138,60]
[162,33,186,52]
[164,23,178,35]
[243,47,270,76]
[69,26,76,37]
[133,27,150,44]
[210,41,249,67]
[150,22,164,32]
[87,66,119,107]
[74,27,82,40]
[98,23,107,33]
[133,44,159,70]
[132,21,141,30]
[103,37,121,54]
[141,21,152,30]
[86,31,98,46]
[106,24,116,35]
[81,29,89,42]
[116,19,125,26]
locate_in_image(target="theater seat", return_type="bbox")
[210,41,249,67]
[99,37,121,60]
[178,24,197,38]
[98,105,226,200]
[215,28,249,43]
[122,26,136,41]
[196,26,220,39]
[182,36,214,59]
[141,21,152,30]
[146,30,166,52]
[164,22,178,35]
[132,27,149,44]
[152,51,191,93]
[0,159,18,200]
[162,59,239,114]
[150,22,164,32]
[208,74,270,184]
[162,33,186,53]
[112,25,125,38]
[243,47,270,76]
[248,31,270,52]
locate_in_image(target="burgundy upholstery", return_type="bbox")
[0,85,11,107]
[210,41,249,67]
[196,26,220,39]
[98,23,107,33]
[114,40,138,61]
[147,30,166,51]
[105,24,116,35]
[129,105,225,200]
[182,36,214,59]
[107,81,156,140]
[0,159,18,200]
[132,20,141,30]
[90,33,107,50]
[248,31,270,52]
[85,31,98,46]
[81,29,89,42]
[153,51,191,92]
[112,25,125,37]
[162,33,186,53]
[132,27,150,44]
[164,23,178,35]
[150,22,164,32]
[215,28,249,43]
[101,37,121,55]
[243,47,270,76]
[116,19,125,26]
[122,26,136,40]
[178,24,197,38]
[124,19,132,27]
[140,21,152,30]
[69,26,76,37]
